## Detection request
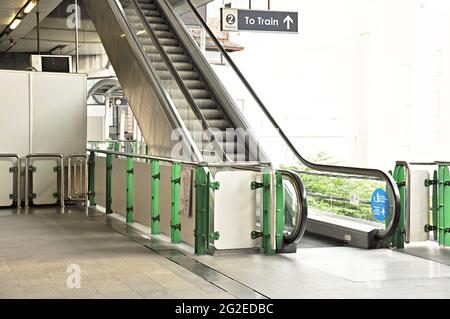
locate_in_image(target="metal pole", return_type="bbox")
[268,0,270,10]
[74,0,79,73]
[36,9,40,54]
[249,0,251,9]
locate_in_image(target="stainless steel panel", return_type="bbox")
[83,0,181,158]
[32,160,58,205]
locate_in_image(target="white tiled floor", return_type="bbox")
[2,207,450,299]
[195,245,450,299]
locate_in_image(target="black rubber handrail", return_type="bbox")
[183,0,400,241]
[279,170,308,247]
[130,0,230,162]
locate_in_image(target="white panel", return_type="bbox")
[0,71,30,157]
[94,156,106,207]
[410,170,430,242]
[133,161,152,227]
[214,171,258,250]
[33,160,58,205]
[30,72,87,157]
[0,159,14,206]
[87,117,105,141]
[112,158,126,216]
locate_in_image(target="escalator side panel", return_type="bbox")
[83,0,185,159]
[157,0,268,162]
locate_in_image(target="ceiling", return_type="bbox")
[0,0,28,31]
[0,0,213,55]
[0,0,104,55]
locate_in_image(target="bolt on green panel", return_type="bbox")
[126,157,134,224]
[194,167,209,255]
[106,154,113,214]
[275,171,285,251]
[171,163,182,244]
[88,151,96,206]
[151,160,160,234]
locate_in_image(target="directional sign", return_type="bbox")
[371,188,390,222]
[221,8,298,33]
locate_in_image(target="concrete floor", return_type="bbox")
[0,207,233,299]
[1,206,450,299]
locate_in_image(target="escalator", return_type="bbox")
[83,0,400,251]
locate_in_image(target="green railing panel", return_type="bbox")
[88,151,96,206]
[171,163,182,244]
[126,157,134,223]
[106,154,113,214]
[391,165,405,248]
[195,167,209,255]
[275,171,285,251]
[262,171,275,255]
[151,160,160,235]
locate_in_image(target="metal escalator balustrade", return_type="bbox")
[119,0,255,162]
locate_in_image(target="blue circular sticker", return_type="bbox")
[371,188,389,222]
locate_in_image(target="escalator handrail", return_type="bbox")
[130,0,230,162]
[279,169,308,245]
[184,0,400,241]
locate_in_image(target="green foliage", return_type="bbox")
[284,152,385,222]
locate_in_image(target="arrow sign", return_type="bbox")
[221,8,298,33]
[283,15,294,30]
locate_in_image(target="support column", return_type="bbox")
[171,163,181,244]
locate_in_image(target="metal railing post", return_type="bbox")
[194,167,208,255]
[262,171,275,255]
[391,165,406,248]
[275,171,285,251]
[88,151,96,206]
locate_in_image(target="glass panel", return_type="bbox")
[116,0,216,161]
[166,0,396,232]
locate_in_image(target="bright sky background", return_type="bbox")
[204,0,450,169]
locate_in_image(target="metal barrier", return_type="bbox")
[68,154,88,208]
[87,148,303,255]
[0,154,20,208]
[25,154,64,208]
[393,161,450,248]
